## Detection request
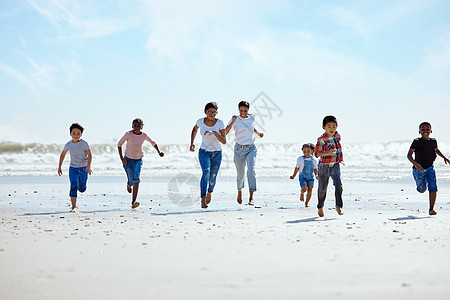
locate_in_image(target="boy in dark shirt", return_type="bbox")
[407,122,449,215]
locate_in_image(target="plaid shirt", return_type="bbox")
[314,132,343,166]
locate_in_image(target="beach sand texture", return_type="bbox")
[1,176,449,300]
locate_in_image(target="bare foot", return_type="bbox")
[318,208,324,217]
[305,203,310,208]
[131,202,140,209]
[127,185,132,193]
[336,207,344,215]
[237,191,242,204]
[70,207,77,213]
[201,198,208,209]
[300,193,304,202]
[429,210,437,215]
[206,192,212,204]
[248,199,254,206]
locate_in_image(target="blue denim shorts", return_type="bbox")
[413,166,437,193]
[299,176,314,187]
[123,156,143,186]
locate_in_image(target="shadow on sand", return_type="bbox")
[389,215,431,221]
[152,208,243,216]
[286,217,337,223]
[22,208,121,216]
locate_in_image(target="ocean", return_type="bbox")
[1,141,449,184]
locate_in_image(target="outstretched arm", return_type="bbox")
[254,128,264,138]
[57,151,67,176]
[407,148,424,172]
[290,167,299,179]
[153,143,164,157]
[190,125,199,152]
[436,148,450,164]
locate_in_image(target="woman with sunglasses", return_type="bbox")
[190,102,226,208]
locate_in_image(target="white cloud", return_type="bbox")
[0,53,57,93]
[26,0,140,38]
[0,61,35,90]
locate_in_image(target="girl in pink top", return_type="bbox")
[118,118,164,208]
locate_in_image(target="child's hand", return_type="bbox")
[289,175,295,179]
[414,162,424,172]
[58,168,62,176]
[159,152,165,157]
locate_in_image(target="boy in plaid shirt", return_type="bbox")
[314,115,344,217]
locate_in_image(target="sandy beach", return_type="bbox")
[0,175,449,300]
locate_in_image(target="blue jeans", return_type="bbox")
[413,166,437,193]
[123,156,143,186]
[69,166,88,197]
[317,164,343,209]
[198,149,222,198]
[234,143,257,191]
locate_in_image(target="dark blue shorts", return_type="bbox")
[413,166,437,193]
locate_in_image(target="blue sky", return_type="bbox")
[1,0,450,145]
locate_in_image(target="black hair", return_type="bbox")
[69,123,84,134]
[302,143,315,151]
[238,101,250,109]
[204,102,218,111]
[419,122,432,130]
[322,115,338,127]
[132,118,144,127]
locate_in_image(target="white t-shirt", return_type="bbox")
[295,156,318,173]
[196,118,225,152]
[227,115,255,145]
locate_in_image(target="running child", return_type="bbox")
[118,118,164,209]
[314,115,344,217]
[58,123,92,212]
[407,122,450,215]
[290,143,318,207]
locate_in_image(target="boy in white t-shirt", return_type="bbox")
[290,143,318,207]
